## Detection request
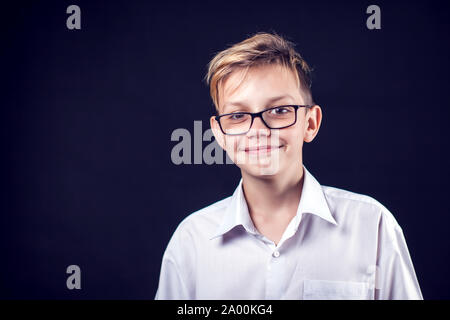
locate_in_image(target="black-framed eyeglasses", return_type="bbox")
[215,105,312,135]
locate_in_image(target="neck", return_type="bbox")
[241,161,305,219]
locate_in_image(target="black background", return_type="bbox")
[1,0,449,299]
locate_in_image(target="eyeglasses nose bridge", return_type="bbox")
[248,112,271,132]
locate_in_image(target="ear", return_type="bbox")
[210,115,226,149]
[304,105,322,143]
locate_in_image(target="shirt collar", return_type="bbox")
[209,165,337,240]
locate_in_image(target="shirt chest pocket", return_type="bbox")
[303,279,371,300]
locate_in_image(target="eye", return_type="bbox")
[270,106,291,115]
[228,113,245,120]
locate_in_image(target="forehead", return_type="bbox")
[218,64,302,113]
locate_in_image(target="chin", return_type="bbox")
[232,149,283,175]
[238,160,283,177]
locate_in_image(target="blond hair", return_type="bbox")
[205,32,314,113]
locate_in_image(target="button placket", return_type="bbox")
[266,249,285,299]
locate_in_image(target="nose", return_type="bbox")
[246,116,270,138]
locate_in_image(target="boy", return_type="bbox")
[155,32,422,299]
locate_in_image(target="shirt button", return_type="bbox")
[273,250,280,258]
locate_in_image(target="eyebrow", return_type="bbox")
[222,94,296,113]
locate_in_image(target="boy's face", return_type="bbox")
[210,63,321,177]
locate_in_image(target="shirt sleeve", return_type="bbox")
[375,211,423,300]
[154,221,196,300]
[154,255,192,300]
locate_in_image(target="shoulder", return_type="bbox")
[164,196,231,254]
[321,185,402,233]
[178,196,231,230]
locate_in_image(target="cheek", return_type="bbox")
[223,136,248,165]
[283,128,305,152]
[223,136,243,154]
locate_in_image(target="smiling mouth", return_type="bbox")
[243,145,284,153]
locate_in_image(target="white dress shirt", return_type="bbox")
[155,165,423,300]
